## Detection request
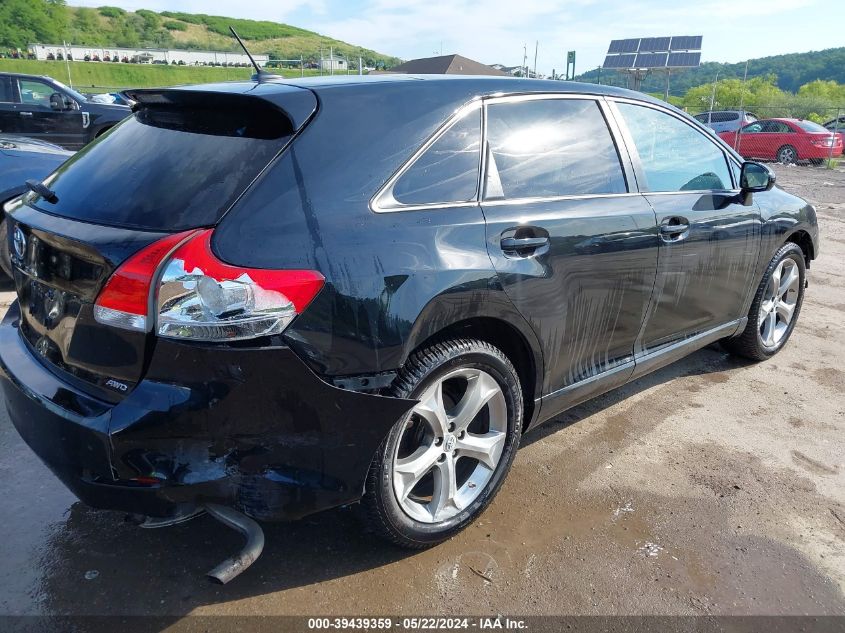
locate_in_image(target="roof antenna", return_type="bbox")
[229,26,278,82]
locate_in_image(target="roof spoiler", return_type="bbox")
[121,86,317,134]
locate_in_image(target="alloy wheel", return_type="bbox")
[392,367,508,524]
[759,257,800,348]
[778,146,796,164]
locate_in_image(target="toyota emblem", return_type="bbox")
[13,225,26,260]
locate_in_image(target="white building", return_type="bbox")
[320,55,347,72]
[28,43,268,67]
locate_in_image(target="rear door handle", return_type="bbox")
[501,236,549,250]
[659,222,689,234]
[659,217,690,241]
[19,112,33,117]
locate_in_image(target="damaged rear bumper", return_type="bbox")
[0,302,415,521]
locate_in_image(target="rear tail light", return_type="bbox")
[94,229,324,341]
[93,230,198,332]
[811,137,835,148]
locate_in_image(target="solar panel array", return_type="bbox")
[603,35,702,69]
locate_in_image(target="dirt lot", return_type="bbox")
[0,164,843,621]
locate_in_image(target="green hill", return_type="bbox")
[0,1,402,68]
[576,47,845,95]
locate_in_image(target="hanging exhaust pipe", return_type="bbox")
[204,503,265,584]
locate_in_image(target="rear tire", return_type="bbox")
[777,145,798,164]
[362,339,522,549]
[722,243,806,361]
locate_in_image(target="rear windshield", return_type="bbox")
[34,104,291,230]
[795,120,829,134]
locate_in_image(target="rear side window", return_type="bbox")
[390,108,481,206]
[485,99,627,199]
[616,102,731,192]
[32,104,291,230]
[712,112,739,123]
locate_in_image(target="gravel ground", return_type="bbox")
[0,163,842,620]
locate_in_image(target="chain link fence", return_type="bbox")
[690,105,844,168]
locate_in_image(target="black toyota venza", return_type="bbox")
[1,76,818,550]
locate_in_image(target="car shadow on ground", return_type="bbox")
[30,344,755,622]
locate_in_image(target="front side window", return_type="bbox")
[18,79,53,107]
[390,108,481,207]
[616,102,732,192]
[485,98,627,200]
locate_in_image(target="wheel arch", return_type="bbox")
[786,229,815,266]
[401,315,543,431]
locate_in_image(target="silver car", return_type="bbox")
[694,110,757,134]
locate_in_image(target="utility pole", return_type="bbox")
[708,70,720,112]
[63,40,73,87]
[523,44,527,77]
[533,41,538,79]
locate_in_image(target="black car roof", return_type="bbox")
[167,74,662,106]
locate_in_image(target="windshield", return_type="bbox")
[796,120,829,134]
[50,78,88,104]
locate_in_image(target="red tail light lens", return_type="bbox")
[93,229,324,341]
[155,230,324,341]
[94,230,198,332]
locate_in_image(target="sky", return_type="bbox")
[72,0,843,75]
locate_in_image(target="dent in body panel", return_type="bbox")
[107,341,416,519]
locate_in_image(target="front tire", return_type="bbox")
[723,242,806,361]
[362,339,522,549]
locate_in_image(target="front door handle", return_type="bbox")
[19,112,33,117]
[501,236,549,250]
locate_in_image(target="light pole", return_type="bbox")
[709,70,720,113]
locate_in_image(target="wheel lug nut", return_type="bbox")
[438,454,446,462]
[448,423,455,432]
[452,450,458,457]
[435,437,442,446]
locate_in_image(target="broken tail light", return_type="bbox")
[94,229,324,341]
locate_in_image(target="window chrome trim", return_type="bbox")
[482,192,641,207]
[370,99,483,214]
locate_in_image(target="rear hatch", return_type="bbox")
[5,82,317,403]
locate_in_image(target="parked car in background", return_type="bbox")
[0,77,818,556]
[823,115,845,134]
[83,92,135,107]
[693,110,757,134]
[719,118,844,164]
[0,73,130,150]
[823,116,845,146]
[0,136,73,277]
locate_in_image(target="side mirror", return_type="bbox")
[740,161,776,193]
[49,93,63,111]
[63,96,77,111]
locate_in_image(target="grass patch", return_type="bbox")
[0,59,322,91]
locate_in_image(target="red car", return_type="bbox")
[719,118,843,165]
